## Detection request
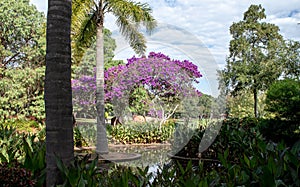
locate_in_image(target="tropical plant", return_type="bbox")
[72,0,156,154]
[56,154,100,187]
[0,123,46,186]
[72,28,123,77]
[74,126,89,147]
[222,4,285,117]
[45,0,74,185]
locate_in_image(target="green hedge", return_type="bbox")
[107,122,175,144]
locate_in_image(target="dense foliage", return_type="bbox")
[0,124,46,186]
[281,40,300,80]
[0,67,45,122]
[54,118,300,186]
[1,116,299,186]
[0,0,45,69]
[107,121,175,144]
[72,52,202,119]
[266,79,300,120]
[0,1,46,123]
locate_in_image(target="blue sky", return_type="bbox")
[30,0,300,96]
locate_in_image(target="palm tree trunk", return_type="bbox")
[96,23,109,154]
[45,0,74,186]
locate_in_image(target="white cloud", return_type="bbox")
[31,0,300,96]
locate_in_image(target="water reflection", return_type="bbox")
[108,144,171,168]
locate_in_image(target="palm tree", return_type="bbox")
[72,0,156,154]
[45,0,73,185]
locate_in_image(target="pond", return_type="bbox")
[75,119,173,169]
[108,144,172,169]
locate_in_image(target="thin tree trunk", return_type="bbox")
[45,0,73,186]
[96,23,108,154]
[253,89,258,118]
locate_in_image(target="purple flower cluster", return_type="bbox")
[109,52,202,100]
[72,52,203,112]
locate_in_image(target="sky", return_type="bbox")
[30,0,300,96]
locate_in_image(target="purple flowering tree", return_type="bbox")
[72,52,202,128]
[109,52,202,128]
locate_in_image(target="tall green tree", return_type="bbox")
[0,0,45,69]
[72,0,156,154]
[222,4,284,118]
[45,0,73,185]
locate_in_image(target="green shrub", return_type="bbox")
[166,118,300,186]
[266,79,300,120]
[258,118,299,146]
[0,125,24,164]
[76,123,97,146]
[107,122,175,144]
[0,67,45,123]
[4,119,42,132]
[56,154,100,187]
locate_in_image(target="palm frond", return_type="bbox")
[73,13,97,63]
[116,15,147,55]
[106,0,157,54]
[72,0,98,63]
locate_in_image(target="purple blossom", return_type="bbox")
[71,52,203,113]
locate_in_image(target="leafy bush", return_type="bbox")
[258,118,299,147]
[0,125,24,164]
[266,79,300,120]
[56,154,100,187]
[0,67,45,123]
[0,123,46,186]
[4,119,42,133]
[107,122,175,144]
[0,162,35,187]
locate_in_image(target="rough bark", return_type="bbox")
[45,0,74,186]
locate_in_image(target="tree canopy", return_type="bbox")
[0,0,46,69]
[72,52,202,120]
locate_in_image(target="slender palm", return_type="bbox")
[45,0,73,186]
[72,0,156,154]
